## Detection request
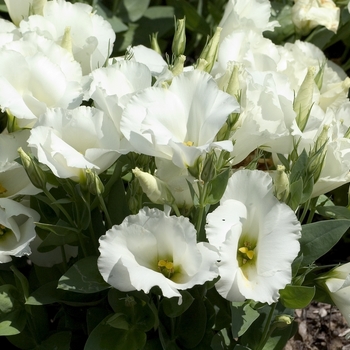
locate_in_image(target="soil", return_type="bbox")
[285,303,350,350]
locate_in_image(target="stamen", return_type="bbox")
[184,141,194,146]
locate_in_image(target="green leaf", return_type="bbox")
[85,315,146,350]
[10,266,29,300]
[161,291,194,318]
[316,205,350,220]
[95,3,128,33]
[206,167,230,205]
[58,256,110,293]
[289,150,308,184]
[0,285,26,336]
[300,219,350,265]
[35,221,79,236]
[234,346,252,350]
[167,0,210,36]
[107,177,130,225]
[37,331,71,350]
[107,313,129,330]
[119,0,150,22]
[26,281,61,306]
[280,285,315,309]
[288,177,303,210]
[231,302,260,338]
[177,298,207,349]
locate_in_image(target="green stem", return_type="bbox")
[43,188,89,257]
[299,199,310,223]
[60,245,68,271]
[98,194,113,230]
[171,203,181,217]
[256,303,277,350]
[89,221,99,254]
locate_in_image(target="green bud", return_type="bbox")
[308,125,329,183]
[201,152,216,183]
[84,168,104,196]
[195,58,209,72]
[273,314,293,329]
[6,109,21,133]
[172,17,186,57]
[198,27,222,73]
[61,26,73,54]
[226,64,240,97]
[171,55,186,76]
[150,32,162,55]
[314,61,326,91]
[18,147,47,190]
[132,167,174,205]
[274,165,290,202]
[294,67,316,132]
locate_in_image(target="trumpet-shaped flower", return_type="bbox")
[205,170,301,304]
[19,0,115,74]
[120,70,239,168]
[0,129,41,198]
[318,263,350,325]
[0,33,82,128]
[292,0,340,35]
[27,106,121,181]
[98,207,219,304]
[0,198,39,263]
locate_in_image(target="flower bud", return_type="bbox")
[18,147,47,190]
[195,58,209,72]
[198,27,222,73]
[273,314,293,329]
[150,32,162,55]
[201,152,216,183]
[308,125,329,183]
[171,55,186,76]
[294,67,316,132]
[132,167,174,205]
[274,165,290,202]
[84,168,104,196]
[172,17,186,57]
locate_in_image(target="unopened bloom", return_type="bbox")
[0,198,39,263]
[98,207,219,304]
[205,169,301,304]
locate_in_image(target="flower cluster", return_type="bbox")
[1,0,350,348]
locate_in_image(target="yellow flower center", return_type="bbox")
[184,141,194,147]
[237,241,255,265]
[0,224,10,236]
[158,259,175,279]
[0,183,7,195]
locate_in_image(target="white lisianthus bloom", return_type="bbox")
[98,207,219,304]
[19,0,115,74]
[4,0,34,26]
[219,0,279,40]
[0,33,82,128]
[205,170,301,304]
[230,70,295,165]
[318,263,350,325]
[27,106,121,181]
[86,60,152,133]
[0,19,21,46]
[292,0,340,35]
[0,129,41,198]
[120,70,239,168]
[0,198,39,263]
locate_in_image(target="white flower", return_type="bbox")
[86,60,152,134]
[0,33,82,128]
[27,106,121,181]
[0,129,41,198]
[205,169,301,304]
[19,0,115,74]
[319,263,350,325]
[292,0,340,35]
[120,70,239,168]
[98,207,219,304]
[0,198,39,263]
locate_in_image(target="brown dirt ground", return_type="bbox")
[285,302,350,350]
